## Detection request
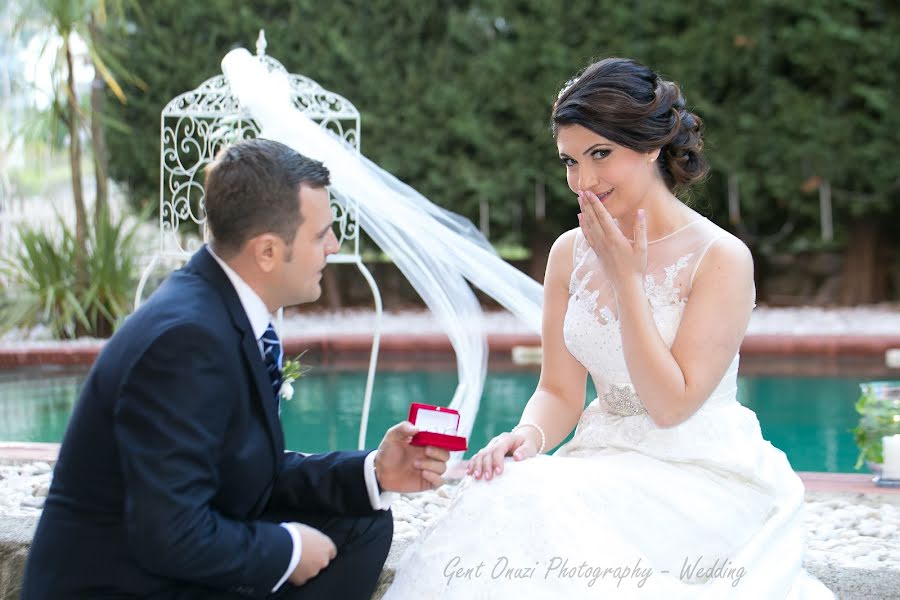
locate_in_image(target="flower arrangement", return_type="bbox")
[280,353,310,401]
[852,381,900,470]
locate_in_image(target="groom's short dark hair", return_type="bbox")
[204,138,330,258]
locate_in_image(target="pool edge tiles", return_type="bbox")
[0,443,60,465]
[1,334,899,371]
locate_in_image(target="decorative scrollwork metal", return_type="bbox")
[145,34,383,453]
[157,46,362,257]
[330,197,360,248]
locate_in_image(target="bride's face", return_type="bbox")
[556,124,661,219]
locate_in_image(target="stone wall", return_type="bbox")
[0,516,35,600]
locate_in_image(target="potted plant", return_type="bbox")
[852,381,900,471]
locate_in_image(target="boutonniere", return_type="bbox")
[280,352,310,401]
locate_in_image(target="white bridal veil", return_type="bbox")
[221,49,543,437]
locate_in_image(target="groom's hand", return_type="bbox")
[287,523,337,586]
[374,421,450,492]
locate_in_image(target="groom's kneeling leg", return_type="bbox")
[271,510,393,600]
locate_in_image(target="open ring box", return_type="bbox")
[408,403,468,451]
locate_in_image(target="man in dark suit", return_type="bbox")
[22,138,449,599]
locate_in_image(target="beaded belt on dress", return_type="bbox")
[599,384,648,416]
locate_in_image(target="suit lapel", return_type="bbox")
[186,247,285,463]
[240,331,285,462]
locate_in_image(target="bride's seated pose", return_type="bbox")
[384,58,833,599]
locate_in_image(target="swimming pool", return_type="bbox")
[0,367,864,473]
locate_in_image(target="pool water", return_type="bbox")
[0,368,865,473]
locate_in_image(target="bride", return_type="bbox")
[383,58,833,599]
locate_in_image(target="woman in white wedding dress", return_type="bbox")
[383,58,833,599]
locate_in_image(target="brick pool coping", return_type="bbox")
[0,333,898,368]
[1,442,897,497]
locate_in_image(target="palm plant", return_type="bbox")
[0,219,86,338]
[82,207,143,337]
[12,0,141,333]
[0,210,143,339]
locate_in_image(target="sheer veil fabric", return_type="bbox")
[222,49,542,438]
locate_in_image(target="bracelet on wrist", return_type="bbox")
[512,423,546,454]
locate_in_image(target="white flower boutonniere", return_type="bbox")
[280,354,309,401]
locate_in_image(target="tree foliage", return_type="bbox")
[103,0,900,298]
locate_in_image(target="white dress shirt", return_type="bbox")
[208,246,395,591]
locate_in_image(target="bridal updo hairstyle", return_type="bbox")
[552,58,708,193]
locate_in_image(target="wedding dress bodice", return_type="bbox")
[563,217,738,416]
[557,218,767,477]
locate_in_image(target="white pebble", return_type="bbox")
[435,486,453,498]
[394,521,415,534]
[20,496,45,508]
[830,509,851,522]
[1,460,898,573]
[32,462,52,475]
[858,521,880,537]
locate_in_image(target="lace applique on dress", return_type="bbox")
[600,384,647,416]
[644,253,693,309]
[564,219,731,418]
[568,231,697,328]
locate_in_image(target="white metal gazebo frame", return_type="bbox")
[135,32,383,450]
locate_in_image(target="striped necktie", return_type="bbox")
[260,323,283,404]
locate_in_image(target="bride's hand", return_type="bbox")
[465,430,539,481]
[577,190,648,291]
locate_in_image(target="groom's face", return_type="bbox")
[277,185,340,306]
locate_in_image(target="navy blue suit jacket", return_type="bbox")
[23,247,376,599]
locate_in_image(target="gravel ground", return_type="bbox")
[0,463,52,518]
[803,495,900,570]
[2,463,897,572]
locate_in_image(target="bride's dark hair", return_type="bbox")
[552,57,708,192]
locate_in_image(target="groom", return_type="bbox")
[22,138,449,599]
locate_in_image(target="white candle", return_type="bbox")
[883,435,900,480]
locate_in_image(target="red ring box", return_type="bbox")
[408,403,468,451]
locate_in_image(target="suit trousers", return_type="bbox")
[172,509,393,600]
